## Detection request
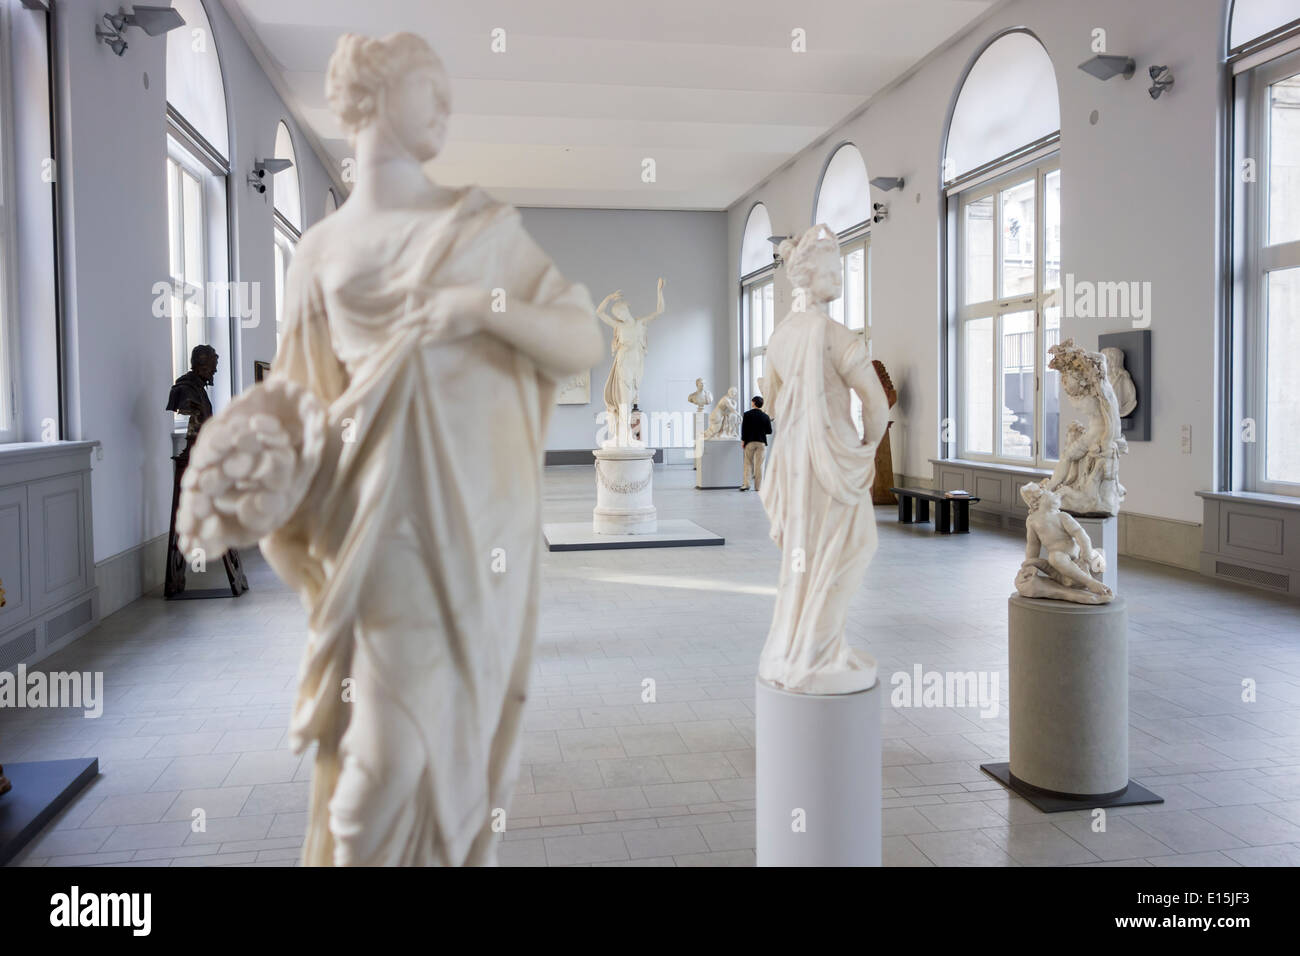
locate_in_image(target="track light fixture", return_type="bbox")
[1078,54,1136,81]
[1148,65,1174,100]
[248,158,294,195]
[96,5,186,56]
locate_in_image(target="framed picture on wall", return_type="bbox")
[254,361,272,383]
[556,369,591,405]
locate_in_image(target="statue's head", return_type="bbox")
[191,344,218,384]
[1048,338,1107,400]
[727,386,738,399]
[1020,481,1060,513]
[695,378,703,389]
[610,296,633,321]
[327,33,450,162]
[779,224,841,305]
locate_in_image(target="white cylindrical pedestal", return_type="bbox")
[755,677,881,867]
[592,446,657,534]
[1074,515,1118,593]
[1008,594,1128,798]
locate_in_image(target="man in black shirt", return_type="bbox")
[739,395,773,492]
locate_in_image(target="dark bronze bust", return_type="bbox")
[164,346,248,599]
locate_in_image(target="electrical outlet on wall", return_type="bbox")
[1180,425,1192,454]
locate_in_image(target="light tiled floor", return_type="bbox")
[4,464,1300,867]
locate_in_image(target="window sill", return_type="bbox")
[0,440,97,463]
[1196,489,1300,511]
[930,457,1051,478]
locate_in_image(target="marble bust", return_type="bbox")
[598,279,664,444]
[1015,482,1113,604]
[687,378,713,412]
[1101,346,1137,418]
[701,386,741,440]
[177,32,601,866]
[758,225,892,694]
[1042,339,1127,516]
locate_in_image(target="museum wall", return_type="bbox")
[518,207,730,452]
[49,0,336,583]
[726,0,1225,529]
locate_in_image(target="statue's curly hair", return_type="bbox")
[326,33,447,142]
[778,224,839,294]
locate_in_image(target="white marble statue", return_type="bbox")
[1043,339,1127,516]
[177,32,602,867]
[1015,482,1113,604]
[758,225,892,695]
[687,378,713,413]
[597,278,664,443]
[1101,346,1137,417]
[701,386,741,440]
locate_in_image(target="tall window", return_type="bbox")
[943,29,1060,466]
[956,159,1060,463]
[0,8,15,444]
[273,122,302,350]
[165,150,208,382]
[1233,19,1300,495]
[166,0,230,400]
[740,203,776,400]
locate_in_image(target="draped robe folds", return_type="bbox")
[758,310,891,693]
[261,186,592,866]
[601,319,647,418]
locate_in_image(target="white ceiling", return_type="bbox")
[223,0,996,210]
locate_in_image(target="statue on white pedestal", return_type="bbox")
[687,378,713,412]
[701,386,741,440]
[757,225,892,695]
[177,32,601,866]
[1043,339,1127,516]
[1015,482,1113,604]
[597,278,664,444]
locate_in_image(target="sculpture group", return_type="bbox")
[178,32,601,866]
[1013,338,1127,604]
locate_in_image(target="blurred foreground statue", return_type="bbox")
[176,33,601,866]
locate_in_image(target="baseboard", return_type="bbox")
[94,533,168,618]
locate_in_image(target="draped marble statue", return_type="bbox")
[758,225,891,695]
[597,279,664,444]
[1042,339,1127,516]
[176,32,601,866]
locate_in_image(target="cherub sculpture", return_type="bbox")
[1015,482,1113,604]
[1042,339,1127,516]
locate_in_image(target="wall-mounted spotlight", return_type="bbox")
[869,176,905,192]
[767,234,790,264]
[96,5,186,56]
[872,202,889,224]
[1078,54,1135,81]
[1148,65,1174,100]
[248,158,294,194]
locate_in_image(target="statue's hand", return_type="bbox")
[422,286,491,342]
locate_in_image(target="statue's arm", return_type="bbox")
[641,278,666,323]
[837,331,890,445]
[1062,514,1093,555]
[1024,525,1041,560]
[485,293,603,378]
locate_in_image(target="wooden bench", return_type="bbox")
[889,487,981,535]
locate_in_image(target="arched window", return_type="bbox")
[811,144,871,431]
[1229,0,1300,57]
[165,0,232,401]
[944,30,1061,468]
[740,203,775,402]
[272,122,302,351]
[1228,1,1300,495]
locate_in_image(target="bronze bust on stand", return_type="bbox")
[164,346,249,599]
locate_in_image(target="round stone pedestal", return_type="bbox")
[592,446,657,534]
[1008,594,1128,798]
[755,677,881,866]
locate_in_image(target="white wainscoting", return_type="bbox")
[0,442,99,669]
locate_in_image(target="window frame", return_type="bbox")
[953,153,1060,468]
[165,144,210,390]
[1237,45,1300,496]
[273,208,301,351]
[0,1,19,444]
[741,268,775,402]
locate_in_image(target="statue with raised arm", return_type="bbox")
[757,225,892,695]
[1042,339,1127,516]
[175,32,602,866]
[1015,482,1113,604]
[597,278,664,444]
